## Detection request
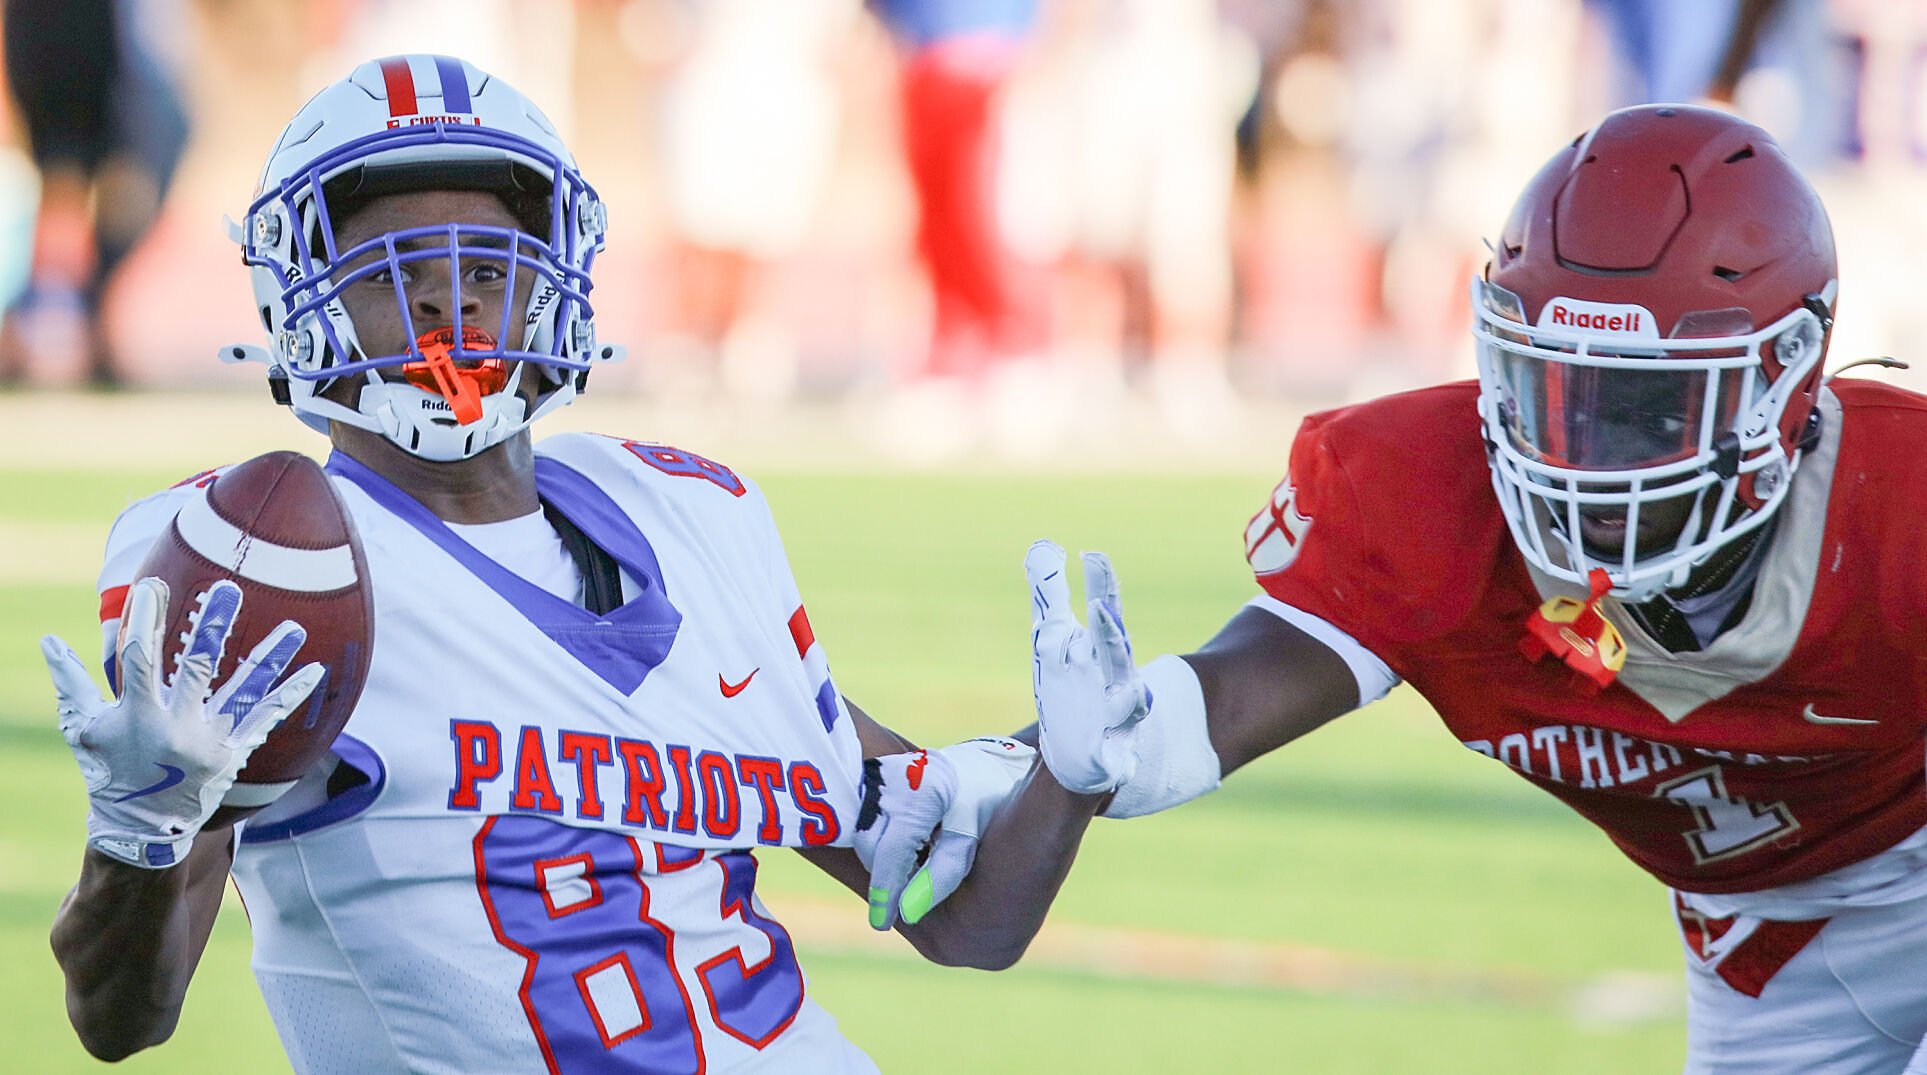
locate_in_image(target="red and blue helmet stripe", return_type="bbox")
[375,54,474,119]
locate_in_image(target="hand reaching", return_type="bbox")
[1027,541,1151,795]
[44,578,323,868]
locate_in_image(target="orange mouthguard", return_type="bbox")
[403,326,504,425]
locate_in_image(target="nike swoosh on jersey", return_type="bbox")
[114,763,187,802]
[719,669,759,698]
[1802,704,1878,726]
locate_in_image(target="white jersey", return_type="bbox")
[97,435,876,1075]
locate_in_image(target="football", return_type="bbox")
[129,451,373,826]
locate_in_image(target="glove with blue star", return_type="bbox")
[43,577,323,868]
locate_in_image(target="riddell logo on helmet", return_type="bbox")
[1538,297,1660,339]
[1552,305,1640,332]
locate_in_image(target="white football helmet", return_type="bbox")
[229,55,618,461]
[1473,105,1837,601]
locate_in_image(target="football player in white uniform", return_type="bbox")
[44,56,1143,1074]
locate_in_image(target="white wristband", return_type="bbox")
[1103,654,1221,818]
[87,825,197,869]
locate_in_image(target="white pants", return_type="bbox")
[1680,892,1927,1073]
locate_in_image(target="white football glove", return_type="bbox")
[43,577,324,868]
[853,737,1036,931]
[1028,541,1151,795]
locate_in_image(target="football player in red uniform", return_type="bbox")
[863,103,1927,1072]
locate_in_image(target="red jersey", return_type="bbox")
[1248,379,1927,895]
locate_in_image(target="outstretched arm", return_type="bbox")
[815,568,1380,964]
[801,541,1141,968]
[1186,601,1367,776]
[1005,600,1372,800]
[804,546,1382,967]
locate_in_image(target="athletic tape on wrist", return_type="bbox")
[1104,654,1221,819]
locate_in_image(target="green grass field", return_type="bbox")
[0,452,1689,1073]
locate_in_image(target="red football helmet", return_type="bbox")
[1473,105,1837,600]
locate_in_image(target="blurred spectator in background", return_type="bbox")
[0,0,1912,437]
[650,0,861,401]
[1582,0,1836,162]
[1230,0,1374,399]
[1340,0,1576,386]
[0,0,189,388]
[315,0,576,132]
[998,0,1255,438]
[1235,0,1577,398]
[1336,0,1489,383]
[1809,0,1927,372]
[1219,0,1312,364]
[871,0,1043,385]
